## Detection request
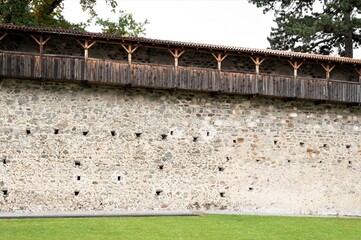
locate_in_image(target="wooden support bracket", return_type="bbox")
[355,68,361,82]
[288,60,303,78]
[76,40,96,50]
[321,64,335,79]
[121,44,139,65]
[31,35,51,46]
[169,49,185,68]
[249,56,265,74]
[211,53,228,71]
[0,33,7,41]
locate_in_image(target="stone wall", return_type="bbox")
[0,78,360,216]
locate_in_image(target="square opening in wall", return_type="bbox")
[135,133,142,138]
[111,131,116,136]
[170,131,173,135]
[220,192,225,197]
[218,167,224,172]
[75,161,81,166]
[83,131,89,136]
[26,129,31,135]
[156,190,162,196]
[77,176,81,181]
[193,137,198,142]
[54,129,59,135]
[2,158,6,165]
[117,176,122,181]
[161,134,167,140]
[74,191,80,196]
[2,190,8,196]
[158,165,164,170]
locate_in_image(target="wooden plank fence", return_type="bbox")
[0,52,360,104]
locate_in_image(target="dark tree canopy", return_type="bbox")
[0,0,148,36]
[248,0,361,58]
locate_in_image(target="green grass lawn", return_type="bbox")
[0,214,360,240]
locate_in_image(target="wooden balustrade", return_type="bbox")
[1,52,360,104]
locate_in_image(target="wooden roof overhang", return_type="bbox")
[1,24,361,67]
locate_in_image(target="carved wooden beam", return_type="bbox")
[249,56,265,74]
[121,44,138,65]
[288,60,303,78]
[211,53,228,71]
[169,49,185,68]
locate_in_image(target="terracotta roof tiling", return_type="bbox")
[1,24,361,65]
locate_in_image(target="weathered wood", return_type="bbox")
[0,52,360,104]
[211,53,228,71]
[169,49,185,68]
[288,61,303,78]
[249,56,265,74]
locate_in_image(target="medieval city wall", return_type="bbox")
[0,78,360,216]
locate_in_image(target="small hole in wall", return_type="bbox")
[170,131,173,135]
[156,190,162,196]
[274,140,278,145]
[256,159,260,162]
[2,190,8,196]
[117,176,121,181]
[2,158,6,165]
[346,145,351,149]
[287,160,291,163]
[218,167,224,172]
[135,133,142,138]
[54,129,59,135]
[249,187,254,191]
[158,165,164,170]
[74,191,80,196]
[323,144,328,148]
[319,161,322,163]
[233,140,236,143]
[111,131,116,136]
[26,129,31,135]
[226,157,230,161]
[161,134,167,140]
[193,137,198,142]
[83,131,89,136]
[348,161,352,165]
[220,192,225,197]
[77,176,81,181]
[300,142,304,146]
[207,132,210,136]
[74,161,81,166]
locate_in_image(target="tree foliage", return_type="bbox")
[248,0,361,57]
[0,0,148,36]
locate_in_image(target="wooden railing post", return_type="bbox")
[169,49,185,88]
[121,44,138,84]
[211,53,228,92]
[321,64,335,100]
[31,35,51,78]
[250,56,265,95]
[77,40,96,81]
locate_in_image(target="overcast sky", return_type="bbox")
[63,0,361,58]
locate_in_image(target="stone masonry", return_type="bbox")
[0,78,360,216]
